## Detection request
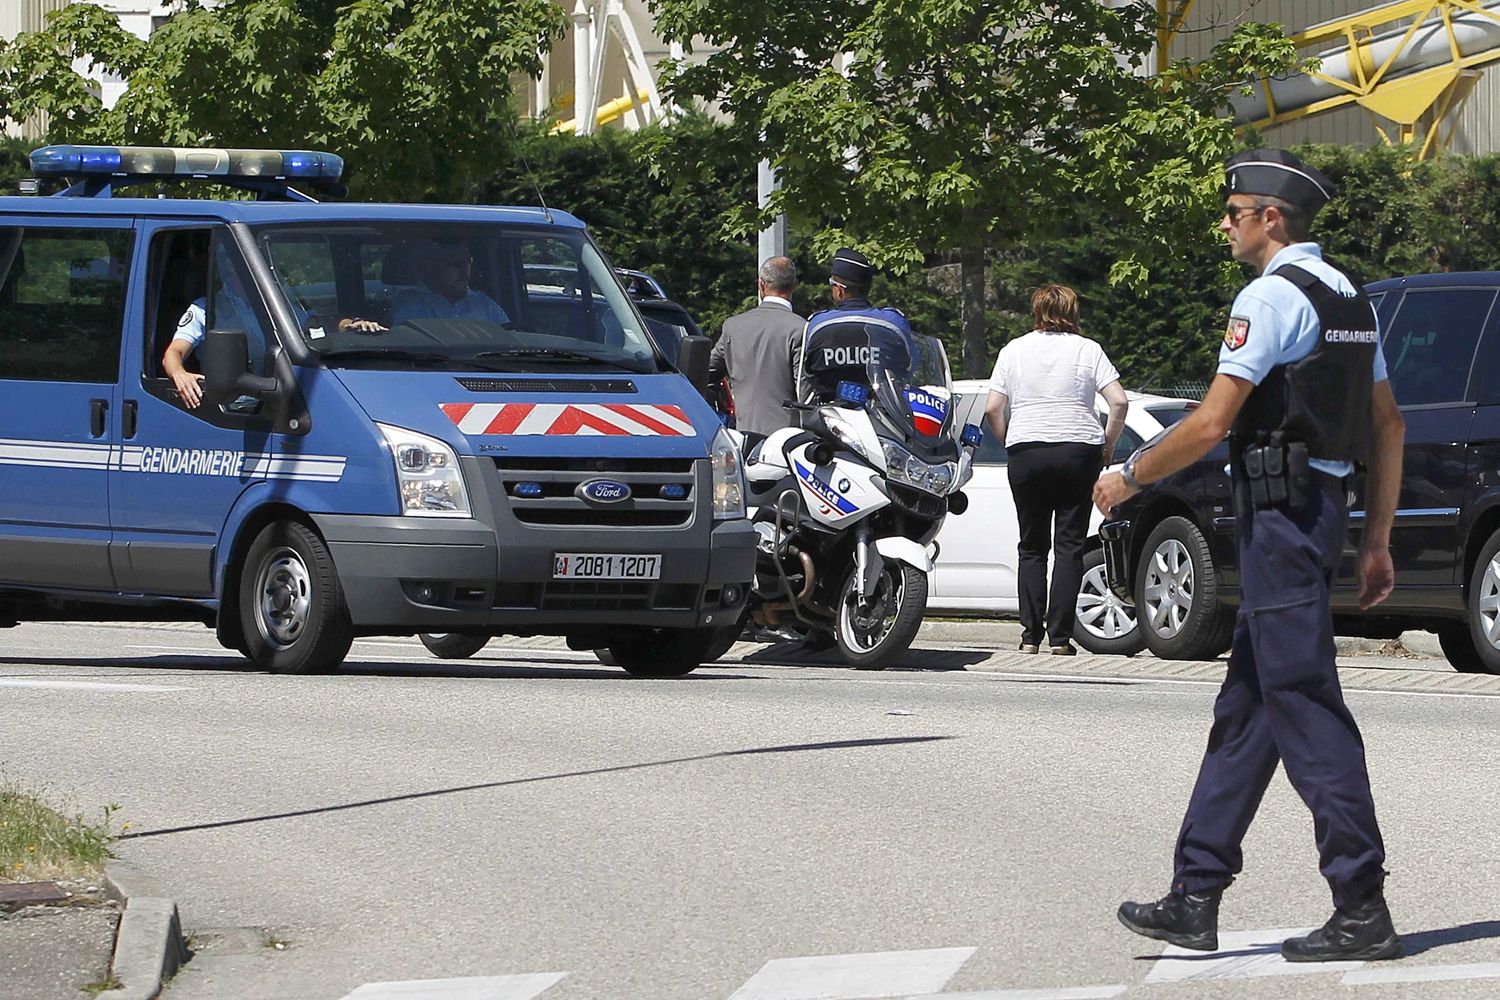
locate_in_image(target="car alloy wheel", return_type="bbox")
[1143,537,1194,639]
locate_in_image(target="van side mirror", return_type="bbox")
[200,328,279,404]
[676,334,712,397]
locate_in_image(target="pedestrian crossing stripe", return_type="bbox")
[334,939,1500,999]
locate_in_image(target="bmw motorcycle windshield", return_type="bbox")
[869,335,955,443]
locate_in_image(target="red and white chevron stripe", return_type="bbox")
[440,402,695,437]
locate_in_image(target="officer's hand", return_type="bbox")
[339,317,387,334]
[1357,545,1395,610]
[172,370,204,409]
[1093,470,1138,515]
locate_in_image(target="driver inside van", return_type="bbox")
[387,239,509,329]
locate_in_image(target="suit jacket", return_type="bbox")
[709,301,806,436]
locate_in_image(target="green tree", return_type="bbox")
[0,0,566,201]
[646,0,1301,375]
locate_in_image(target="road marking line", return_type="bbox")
[905,986,1127,999]
[727,947,975,1000]
[1145,927,1364,982]
[1342,961,1500,985]
[340,971,566,999]
[0,678,186,692]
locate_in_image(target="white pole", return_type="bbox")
[571,0,593,135]
[757,157,787,260]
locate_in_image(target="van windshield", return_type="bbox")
[253,222,660,374]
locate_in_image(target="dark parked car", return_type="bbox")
[614,268,731,418]
[1102,271,1500,674]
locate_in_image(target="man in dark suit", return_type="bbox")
[709,256,805,436]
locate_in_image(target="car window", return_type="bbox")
[1112,425,1144,465]
[1144,402,1196,428]
[1383,288,1495,406]
[0,226,132,383]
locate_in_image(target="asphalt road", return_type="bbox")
[3,621,1498,1000]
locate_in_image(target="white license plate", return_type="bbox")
[553,553,662,580]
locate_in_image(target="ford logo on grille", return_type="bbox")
[578,479,632,504]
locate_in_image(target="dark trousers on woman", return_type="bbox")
[1007,441,1104,646]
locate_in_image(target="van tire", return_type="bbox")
[1134,516,1235,661]
[1452,529,1500,674]
[418,633,490,659]
[606,626,726,676]
[239,521,353,674]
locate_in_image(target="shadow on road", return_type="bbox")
[0,653,755,682]
[738,643,992,671]
[116,735,957,842]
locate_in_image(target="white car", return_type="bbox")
[930,380,1197,654]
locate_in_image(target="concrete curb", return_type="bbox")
[96,860,188,1000]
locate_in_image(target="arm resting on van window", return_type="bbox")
[162,339,204,409]
[984,389,1008,446]
[1359,379,1406,610]
[1100,379,1128,461]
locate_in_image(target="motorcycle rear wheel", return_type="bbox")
[835,563,927,670]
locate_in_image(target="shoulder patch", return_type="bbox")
[178,309,194,328]
[1224,316,1250,351]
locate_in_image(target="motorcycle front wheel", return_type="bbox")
[835,563,928,670]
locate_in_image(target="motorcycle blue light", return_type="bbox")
[961,423,983,447]
[836,380,870,405]
[660,484,688,500]
[513,481,544,498]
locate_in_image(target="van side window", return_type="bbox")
[1382,288,1495,406]
[0,226,132,383]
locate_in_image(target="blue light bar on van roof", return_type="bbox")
[30,145,344,181]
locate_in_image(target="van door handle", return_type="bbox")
[122,400,138,439]
[90,398,108,438]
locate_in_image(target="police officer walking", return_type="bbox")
[1092,149,1407,962]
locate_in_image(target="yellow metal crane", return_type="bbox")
[1158,1,1500,159]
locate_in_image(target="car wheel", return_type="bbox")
[418,633,490,659]
[1073,548,1145,655]
[1134,516,1235,661]
[239,521,354,674]
[1450,530,1500,674]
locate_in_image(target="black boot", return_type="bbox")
[1117,888,1222,951]
[1281,895,1402,962]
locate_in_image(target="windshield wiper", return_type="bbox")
[472,348,651,373]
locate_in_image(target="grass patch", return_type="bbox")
[81,973,122,995]
[0,771,116,882]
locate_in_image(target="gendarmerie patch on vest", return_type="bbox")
[1224,316,1250,351]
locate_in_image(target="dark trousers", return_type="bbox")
[1173,475,1387,909]
[1006,442,1104,646]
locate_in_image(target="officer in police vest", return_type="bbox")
[1093,149,1407,962]
[800,248,915,400]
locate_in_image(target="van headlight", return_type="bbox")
[377,423,471,517]
[710,426,746,520]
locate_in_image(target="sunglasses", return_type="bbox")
[1223,204,1264,224]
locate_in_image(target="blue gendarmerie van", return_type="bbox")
[0,146,754,675]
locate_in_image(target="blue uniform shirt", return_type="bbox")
[173,293,269,374]
[389,284,509,328]
[1218,242,1389,477]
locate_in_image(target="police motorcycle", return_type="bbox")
[729,319,982,669]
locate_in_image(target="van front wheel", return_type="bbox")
[606,626,729,676]
[239,521,353,674]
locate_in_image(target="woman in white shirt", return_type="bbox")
[985,285,1129,655]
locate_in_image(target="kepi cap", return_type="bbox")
[830,247,874,286]
[1225,149,1336,216]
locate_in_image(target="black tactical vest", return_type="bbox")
[1231,263,1377,463]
